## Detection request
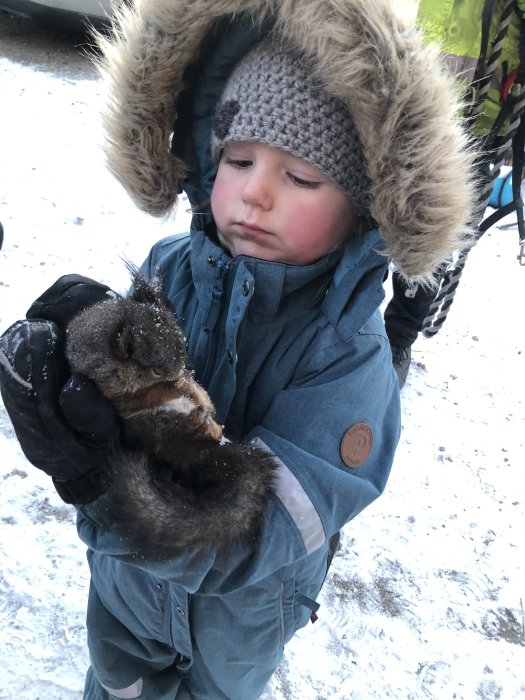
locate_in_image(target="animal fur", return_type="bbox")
[65,268,276,558]
[93,0,477,284]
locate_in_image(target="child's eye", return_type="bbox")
[288,173,320,189]
[225,157,252,168]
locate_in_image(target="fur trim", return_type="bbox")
[99,439,276,559]
[94,0,476,283]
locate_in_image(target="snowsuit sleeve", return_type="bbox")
[248,320,400,554]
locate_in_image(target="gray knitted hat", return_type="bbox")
[211,40,371,210]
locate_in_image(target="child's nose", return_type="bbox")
[241,169,272,209]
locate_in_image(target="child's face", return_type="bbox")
[211,142,358,265]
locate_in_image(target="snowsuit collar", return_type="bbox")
[189,227,387,334]
[190,229,341,318]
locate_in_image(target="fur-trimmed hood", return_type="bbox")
[95,0,476,282]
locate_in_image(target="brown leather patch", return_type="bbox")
[340,423,373,468]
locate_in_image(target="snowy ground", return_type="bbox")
[0,13,524,700]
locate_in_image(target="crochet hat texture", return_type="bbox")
[212,41,371,211]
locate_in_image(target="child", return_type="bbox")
[0,1,475,698]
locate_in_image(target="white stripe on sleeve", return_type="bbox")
[252,437,326,554]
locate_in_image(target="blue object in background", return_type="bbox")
[489,171,514,208]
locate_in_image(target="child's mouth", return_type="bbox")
[237,221,272,237]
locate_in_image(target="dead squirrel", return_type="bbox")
[65,267,276,559]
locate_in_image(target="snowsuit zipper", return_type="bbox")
[201,259,230,387]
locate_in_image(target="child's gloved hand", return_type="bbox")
[26,273,114,325]
[0,275,120,504]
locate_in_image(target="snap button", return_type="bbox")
[176,605,185,615]
[227,350,234,364]
[242,280,250,296]
[208,255,217,267]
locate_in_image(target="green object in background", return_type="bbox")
[416,0,521,135]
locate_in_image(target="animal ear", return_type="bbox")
[124,260,170,310]
[111,324,135,361]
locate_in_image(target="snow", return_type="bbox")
[1,29,524,700]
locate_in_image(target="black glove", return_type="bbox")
[26,273,113,324]
[0,275,120,504]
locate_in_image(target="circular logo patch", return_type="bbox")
[340,423,373,468]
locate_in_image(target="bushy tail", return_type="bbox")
[95,440,277,559]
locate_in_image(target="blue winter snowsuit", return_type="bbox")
[79,227,400,699]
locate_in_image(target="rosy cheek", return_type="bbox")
[211,164,235,220]
[210,182,225,224]
[292,209,326,241]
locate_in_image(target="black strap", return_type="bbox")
[484,91,515,152]
[478,0,499,79]
[479,198,522,231]
[467,0,506,115]
[513,4,525,245]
